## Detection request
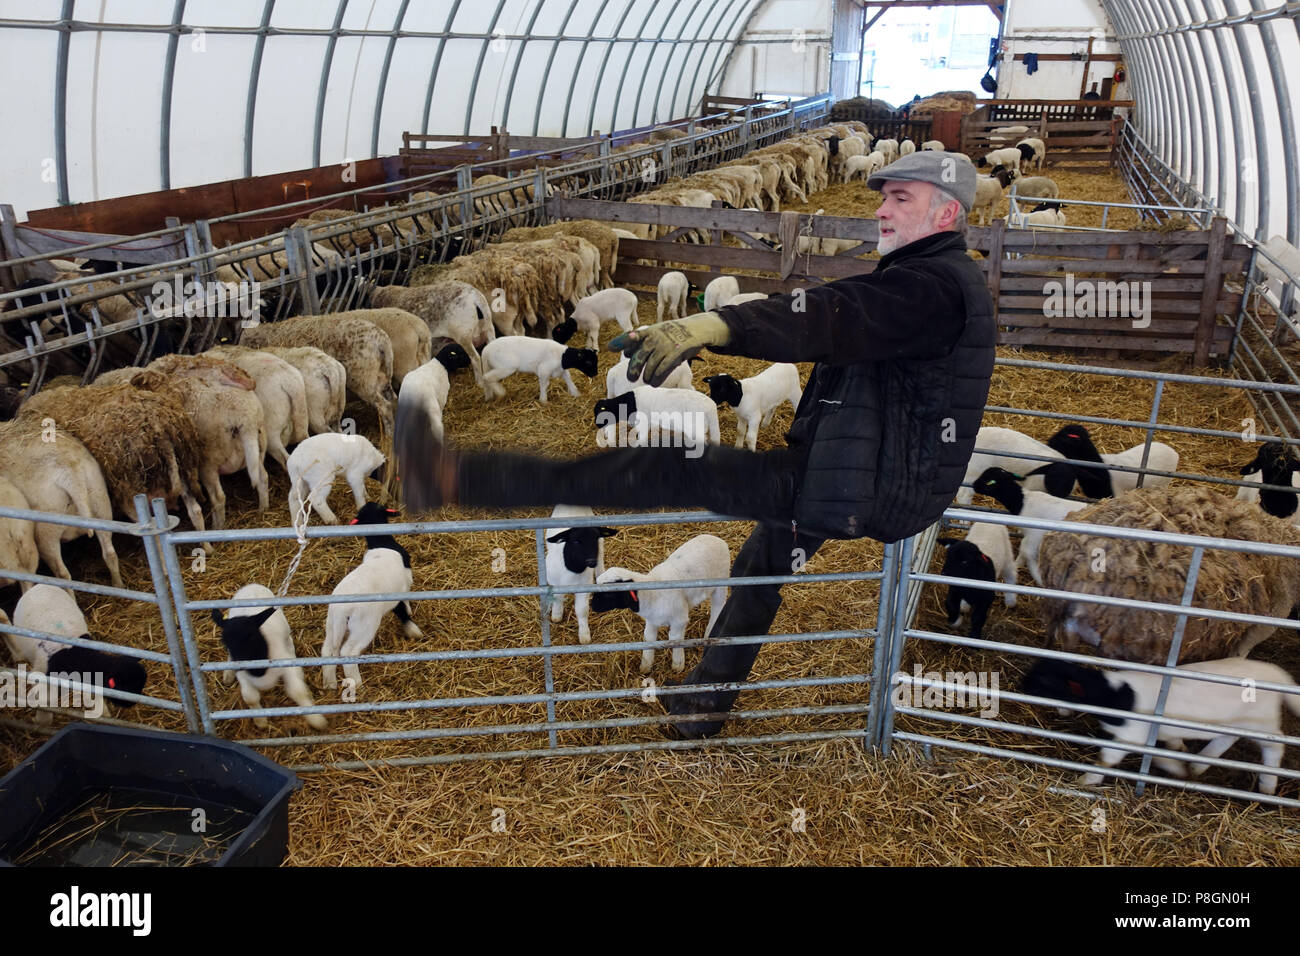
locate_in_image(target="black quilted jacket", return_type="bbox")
[714,230,996,542]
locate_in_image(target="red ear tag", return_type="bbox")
[980,554,992,565]
[349,518,359,525]
[629,590,638,602]
[386,509,398,516]
[108,678,116,689]
[1067,679,1084,697]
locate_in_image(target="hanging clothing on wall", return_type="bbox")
[1024,52,1039,75]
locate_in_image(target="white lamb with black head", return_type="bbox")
[395,344,471,445]
[702,276,740,313]
[4,584,147,724]
[592,385,720,451]
[971,467,1088,587]
[545,505,619,644]
[936,521,1017,640]
[701,363,802,452]
[657,271,692,322]
[480,336,598,403]
[590,533,730,673]
[209,583,327,730]
[321,502,421,690]
[605,355,695,399]
[552,288,639,350]
[286,433,386,524]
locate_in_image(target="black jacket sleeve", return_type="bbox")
[712,258,968,364]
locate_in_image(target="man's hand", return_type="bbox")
[608,313,731,386]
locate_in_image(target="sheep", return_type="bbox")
[1012,203,1067,228]
[1009,176,1060,201]
[937,520,1017,640]
[285,433,386,525]
[321,547,421,690]
[361,287,493,386]
[0,475,38,591]
[1015,137,1047,171]
[594,385,721,451]
[971,467,1089,587]
[1022,656,1300,795]
[260,346,347,435]
[342,307,431,386]
[843,152,885,182]
[703,276,740,313]
[590,533,730,672]
[956,426,1076,505]
[204,345,308,472]
[971,167,1019,226]
[5,584,147,723]
[480,337,598,404]
[605,355,694,399]
[978,147,1023,174]
[700,363,802,452]
[921,140,945,151]
[394,346,468,445]
[657,271,692,322]
[1037,484,1300,665]
[556,288,639,350]
[17,378,208,538]
[500,222,620,287]
[875,138,899,165]
[1045,423,1178,499]
[0,419,122,588]
[545,505,619,644]
[988,125,1030,144]
[725,292,770,306]
[210,584,327,730]
[898,139,916,157]
[1235,442,1300,523]
[238,315,397,441]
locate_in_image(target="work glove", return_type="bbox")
[608,313,731,387]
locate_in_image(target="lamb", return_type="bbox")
[204,345,309,472]
[1023,656,1300,795]
[321,547,421,690]
[701,364,802,452]
[1235,442,1300,523]
[971,167,1019,226]
[657,271,692,322]
[590,533,730,672]
[956,426,1075,505]
[1037,485,1300,665]
[480,337,598,404]
[842,152,885,182]
[937,520,1017,640]
[1012,203,1067,228]
[875,138,900,165]
[238,315,397,441]
[971,467,1089,587]
[545,505,619,644]
[1015,137,1047,172]
[898,139,916,157]
[5,585,147,723]
[1045,423,1178,498]
[921,140,945,151]
[260,346,347,435]
[725,292,770,305]
[555,288,639,349]
[1009,176,1060,200]
[703,276,740,313]
[394,346,466,444]
[286,433,386,524]
[0,419,122,587]
[605,355,694,399]
[0,475,38,591]
[978,147,1023,173]
[593,385,721,451]
[210,584,327,730]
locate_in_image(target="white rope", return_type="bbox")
[277,490,314,598]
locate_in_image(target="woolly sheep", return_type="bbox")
[875,138,900,165]
[657,271,691,322]
[921,140,945,151]
[286,433,386,525]
[545,505,619,644]
[843,152,885,182]
[480,337,598,404]
[345,308,431,386]
[204,345,308,472]
[703,276,740,312]
[321,548,421,690]
[0,420,122,587]
[260,346,347,435]
[362,286,493,386]
[0,475,38,591]
[1037,484,1300,665]
[1023,656,1300,795]
[898,139,916,157]
[701,363,802,452]
[210,584,327,730]
[590,533,730,672]
[1009,176,1060,201]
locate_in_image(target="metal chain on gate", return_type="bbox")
[277,493,314,597]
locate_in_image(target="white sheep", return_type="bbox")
[480,337,598,403]
[725,292,769,306]
[875,138,900,164]
[567,288,639,349]
[394,347,464,444]
[0,475,38,592]
[842,152,885,182]
[921,140,945,151]
[209,584,327,730]
[1011,206,1067,228]
[657,271,691,322]
[971,168,1018,226]
[980,147,1023,173]
[593,385,721,451]
[703,276,740,313]
[286,433,386,525]
[1009,176,1060,201]
[206,345,309,472]
[321,547,421,690]
[701,363,802,452]
[591,533,730,672]
[1015,137,1047,171]
[1024,656,1300,795]
[957,426,1072,505]
[260,346,347,435]
[898,139,916,157]
[545,505,618,644]
[972,467,1089,587]
[605,355,694,399]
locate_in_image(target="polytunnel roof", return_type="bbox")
[0,0,766,219]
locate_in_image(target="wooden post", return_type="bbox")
[1078,37,1094,100]
[1194,216,1228,366]
[985,218,1005,316]
[778,211,801,280]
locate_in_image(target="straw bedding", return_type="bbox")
[1,165,1298,866]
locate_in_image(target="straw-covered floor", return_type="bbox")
[2,164,1298,866]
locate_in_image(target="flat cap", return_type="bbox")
[867,150,978,213]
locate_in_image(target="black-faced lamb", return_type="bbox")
[957,426,1076,505]
[703,276,740,312]
[1235,442,1300,523]
[210,584,327,730]
[321,543,421,691]
[590,533,730,673]
[480,337,598,404]
[605,355,695,398]
[1023,656,1300,795]
[593,386,721,451]
[545,505,618,644]
[1045,423,1178,499]
[556,288,639,350]
[972,467,1089,587]
[701,364,802,452]
[937,521,1017,640]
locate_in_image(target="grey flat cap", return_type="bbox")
[867,151,978,213]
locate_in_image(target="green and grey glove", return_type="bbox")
[608,313,731,387]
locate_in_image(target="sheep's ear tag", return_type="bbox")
[629,590,638,602]
[1010,472,1024,480]
[108,678,116,689]
[386,509,398,516]
[1067,680,1084,697]
[980,554,992,565]
[348,518,360,525]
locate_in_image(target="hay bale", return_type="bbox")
[16,376,204,516]
[1037,485,1300,664]
[909,91,980,116]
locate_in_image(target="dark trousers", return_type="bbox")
[458,444,827,735]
